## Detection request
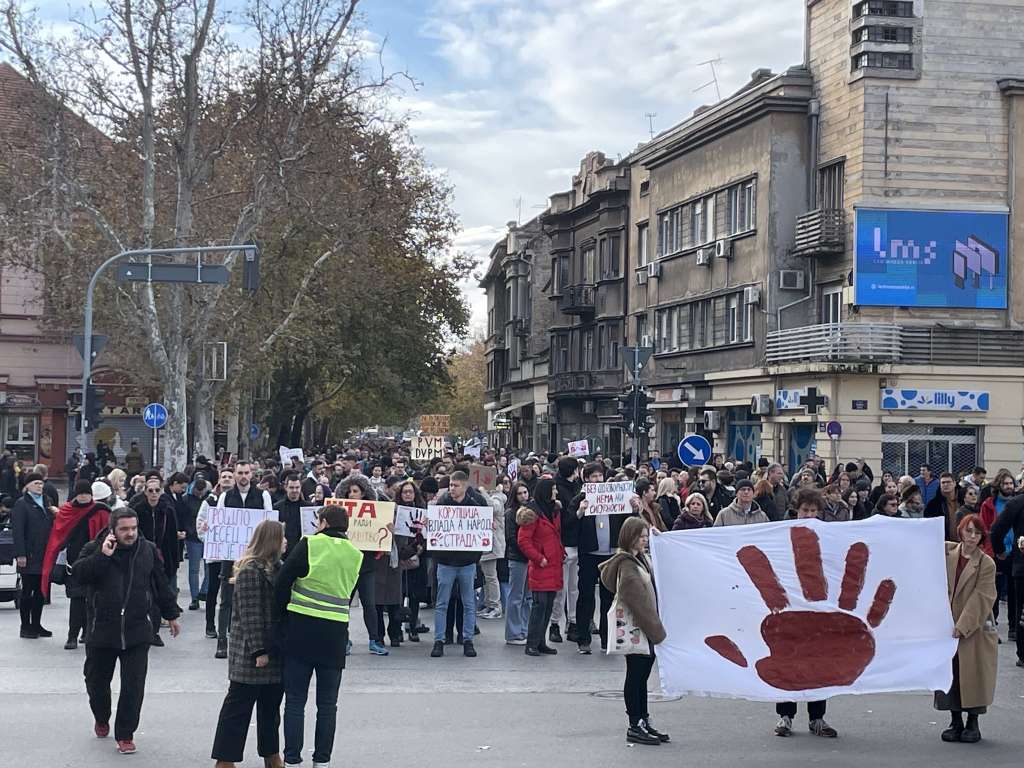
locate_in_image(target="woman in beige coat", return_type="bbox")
[935,513,998,743]
[599,517,668,747]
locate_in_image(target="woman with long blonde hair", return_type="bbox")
[211,519,286,768]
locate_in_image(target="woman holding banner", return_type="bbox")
[211,519,286,768]
[395,480,428,643]
[935,513,998,744]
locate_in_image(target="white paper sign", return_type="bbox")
[395,505,426,537]
[649,517,957,701]
[568,439,589,457]
[411,436,444,461]
[425,505,492,551]
[584,481,634,516]
[464,444,482,460]
[279,447,305,466]
[203,507,277,561]
[507,458,520,482]
[299,506,320,537]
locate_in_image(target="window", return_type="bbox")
[855,25,913,43]
[853,52,913,70]
[822,285,843,324]
[727,180,756,234]
[854,1,913,17]
[581,330,594,370]
[639,180,650,197]
[818,160,845,210]
[691,300,711,349]
[607,322,621,369]
[4,416,36,461]
[881,424,977,478]
[741,298,754,342]
[597,325,606,369]
[599,236,620,279]
[636,313,650,346]
[554,334,570,372]
[658,205,683,256]
[487,306,494,336]
[726,294,740,344]
[691,194,715,245]
[656,306,679,353]
[637,223,650,267]
[581,246,596,284]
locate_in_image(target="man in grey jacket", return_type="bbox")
[712,480,768,527]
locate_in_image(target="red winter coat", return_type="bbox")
[516,503,564,592]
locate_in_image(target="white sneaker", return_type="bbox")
[506,637,527,645]
[312,763,330,768]
[481,608,503,619]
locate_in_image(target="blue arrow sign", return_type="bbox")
[143,403,168,429]
[678,433,712,465]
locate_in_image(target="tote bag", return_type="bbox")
[606,571,650,656]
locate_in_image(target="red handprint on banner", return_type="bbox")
[704,526,896,690]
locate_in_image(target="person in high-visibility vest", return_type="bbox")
[275,504,362,768]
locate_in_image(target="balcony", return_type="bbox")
[550,369,622,398]
[558,284,595,315]
[793,209,845,256]
[766,323,901,365]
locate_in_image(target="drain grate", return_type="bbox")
[590,690,681,703]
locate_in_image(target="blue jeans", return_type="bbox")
[283,655,343,765]
[185,540,204,600]
[505,559,532,641]
[434,563,477,643]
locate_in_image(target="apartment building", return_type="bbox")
[541,152,630,459]
[482,217,554,452]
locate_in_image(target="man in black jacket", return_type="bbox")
[990,495,1024,667]
[276,472,309,558]
[698,467,734,520]
[552,456,582,644]
[74,507,180,755]
[12,472,57,638]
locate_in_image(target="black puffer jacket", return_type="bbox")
[74,528,180,649]
[505,505,526,562]
[12,494,53,574]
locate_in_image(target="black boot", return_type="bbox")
[626,722,660,746]
[214,637,227,659]
[548,624,563,644]
[940,711,963,742]
[641,717,670,743]
[566,622,578,643]
[960,713,981,743]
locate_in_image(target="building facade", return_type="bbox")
[542,152,630,461]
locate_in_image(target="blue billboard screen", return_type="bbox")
[854,208,1008,308]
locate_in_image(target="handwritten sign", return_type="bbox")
[412,435,444,461]
[395,505,426,537]
[507,458,520,482]
[568,439,590,457]
[204,507,277,561]
[469,463,498,491]
[464,443,481,460]
[426,505,492,551]
[299,506,321,537]
[323,497,395,551]
[584,481,634,516]
[279,447,305,466]
[420,414,450,434]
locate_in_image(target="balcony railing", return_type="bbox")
[766,323,901,365]
[793,209,845,256]
[550,369,623,396]
[558,284,595,314]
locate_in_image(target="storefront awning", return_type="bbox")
[705,398,753,408]
[492,404,521,415]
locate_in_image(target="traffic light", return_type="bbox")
[84,383,105,433]
[634,390,653,435]
[617,389,653,437]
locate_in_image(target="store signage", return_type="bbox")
[880,388,989,412]
[776,388,828,415]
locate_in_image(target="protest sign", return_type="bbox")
[203,507,277,561]
[649,517,956,701]
[419,414,450,434]
[464,443,481,460]
[279,446,305,466]
[469,463,498,491]
[507,458,520,482]
[411,435,445,461]
[323,497,395,551]
[568,439,589,457]
[395,505,426,537]
[425,505,492,551]
[583,481,634,516]
[299,506,321,537]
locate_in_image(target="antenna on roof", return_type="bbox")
[644,112,657,139]
[513,197,523,225]
[695,56,723,102]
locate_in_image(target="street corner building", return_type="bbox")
[483,0,1024,476]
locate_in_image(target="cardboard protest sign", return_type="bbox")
[203,507,277,561]
[299,506,321,537]
[469,463,498,491]
[425,505,492,551]
[323,498,395,552]
[411,435,445,461]
[419,414,450,434]
[568,439,589,457]
[394,505,426,537]
[649,517,956,701]
[583,481,634,516]
[279,446,305,466]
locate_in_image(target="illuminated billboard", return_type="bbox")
[854,208,1008,309]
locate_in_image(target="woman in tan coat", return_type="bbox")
[935,513,998,744]
[599,517,668,747]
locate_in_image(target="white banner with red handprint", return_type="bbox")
[649,517,957,701]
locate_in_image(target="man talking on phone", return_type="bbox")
[74,507,182,755]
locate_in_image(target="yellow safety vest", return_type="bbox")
[287,534,363,623]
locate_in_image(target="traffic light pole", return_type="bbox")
[631,354,641,465]
[79,245,254,456]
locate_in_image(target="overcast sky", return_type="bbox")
[22,0,807,334]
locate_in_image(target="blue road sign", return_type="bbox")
[826,420,842,439]
[250,423,261,440]
[143,403,168,429]
[678,433,712,466]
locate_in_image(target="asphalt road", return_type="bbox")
[2,575,1021,767]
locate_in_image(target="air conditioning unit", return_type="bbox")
[750,394,773,415]
[703,411,722,432]
[779,270,805,290]
[743,286,761,305]
[635,269,649,285]
[647,261,662,278]
[640,334,652,347]
[842,286,856,305]
[695,248,712,267]
[715,238,733,260]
